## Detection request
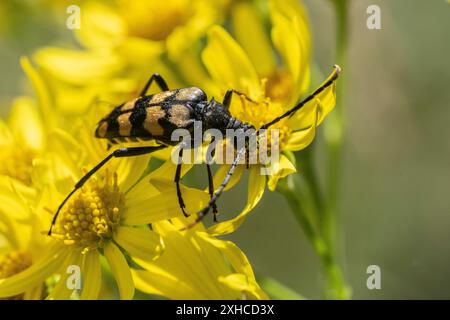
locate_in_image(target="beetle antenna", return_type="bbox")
[259,65,341,131]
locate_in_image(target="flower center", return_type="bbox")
[0,251,32,300]
[0,145,35,185]
[265,69,294,103]
[229,89,292,151]
[0,251,32,279]
[51,170,124,251]
[119,0,193,41]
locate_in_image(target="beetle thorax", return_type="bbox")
[197,99,253,133]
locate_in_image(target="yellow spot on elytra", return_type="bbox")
[117,113,132,136]
[143,106,165,136]
[174,88,204,101]
[121,98,139,112]
[169,104,190,127]
[95,121,108,138]
[149,91,174,103]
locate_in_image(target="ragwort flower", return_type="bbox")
[132,218,268,300]
[0,121,209,300]
[33,0,227,115]
[199,0,338,234]
[0,188,49,300]
[0,96,44,188]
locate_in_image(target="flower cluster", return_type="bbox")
[0,0,337,300]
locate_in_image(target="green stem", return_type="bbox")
[278,176,348,299]
[277,0,351,300]
[322,0,350,298]
[295,146,324,215]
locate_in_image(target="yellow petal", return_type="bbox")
[104,242,134,300]
[47,250,82,300]
[123,179,209,225]
[289,67,338,128]
[231,2,275,77]
[115,37,164,65]
[284,123,316,152]
[0,213,19,250]
[141,221,226,298]
[118,155,152,194]
[271,13,309,105]
[197,231,268,299]
[212,163,245,192]
[20,57,53,125]
[270,0,311,104]
[197,231,254,279]
[166,1,217,60]
[219,274,268,300]
[132,268,200,299]
[0,188,30,223]
[23,284,44,300]
[0,119,11,143]
[202,25,262,98]
[8,97,44,150]
[125,158,191,201]
[208,166,265,235]
[74,2,126,49]
[133,221,264,299]
[0,178,37,234]
[114,226,163,262]
[267,154,297,191]
[172,49,215,92]
[0,245,67,298]
[33,48,124,86]
[80,250,102,300]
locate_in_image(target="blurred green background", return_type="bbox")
[0,0,449,299]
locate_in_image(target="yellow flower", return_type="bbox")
[0,181,50,300]
[132,218,268,300]
[32,0,227,115]
[75,0,224,60]
[0,96,44,187]
[0,94,47,227]
[199,0,338,234]
[0,121,209,300]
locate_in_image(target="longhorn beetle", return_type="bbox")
[48,65,341,235]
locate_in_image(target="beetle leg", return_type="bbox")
[182,147,246,230]
[206,163,218,222]
[174,147,189,217]
[245,148,250,169]
[139,73,169,97]
[222,89,259,109]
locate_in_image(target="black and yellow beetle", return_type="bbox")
[48,67,340,235]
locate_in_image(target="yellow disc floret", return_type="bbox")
[51,170,124,251]
[0,251,32,279]
[229,77,293,152]
[0,145,35,185]
[119,0,193,41]
[265,68,294,103]
[0,251,32,300]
